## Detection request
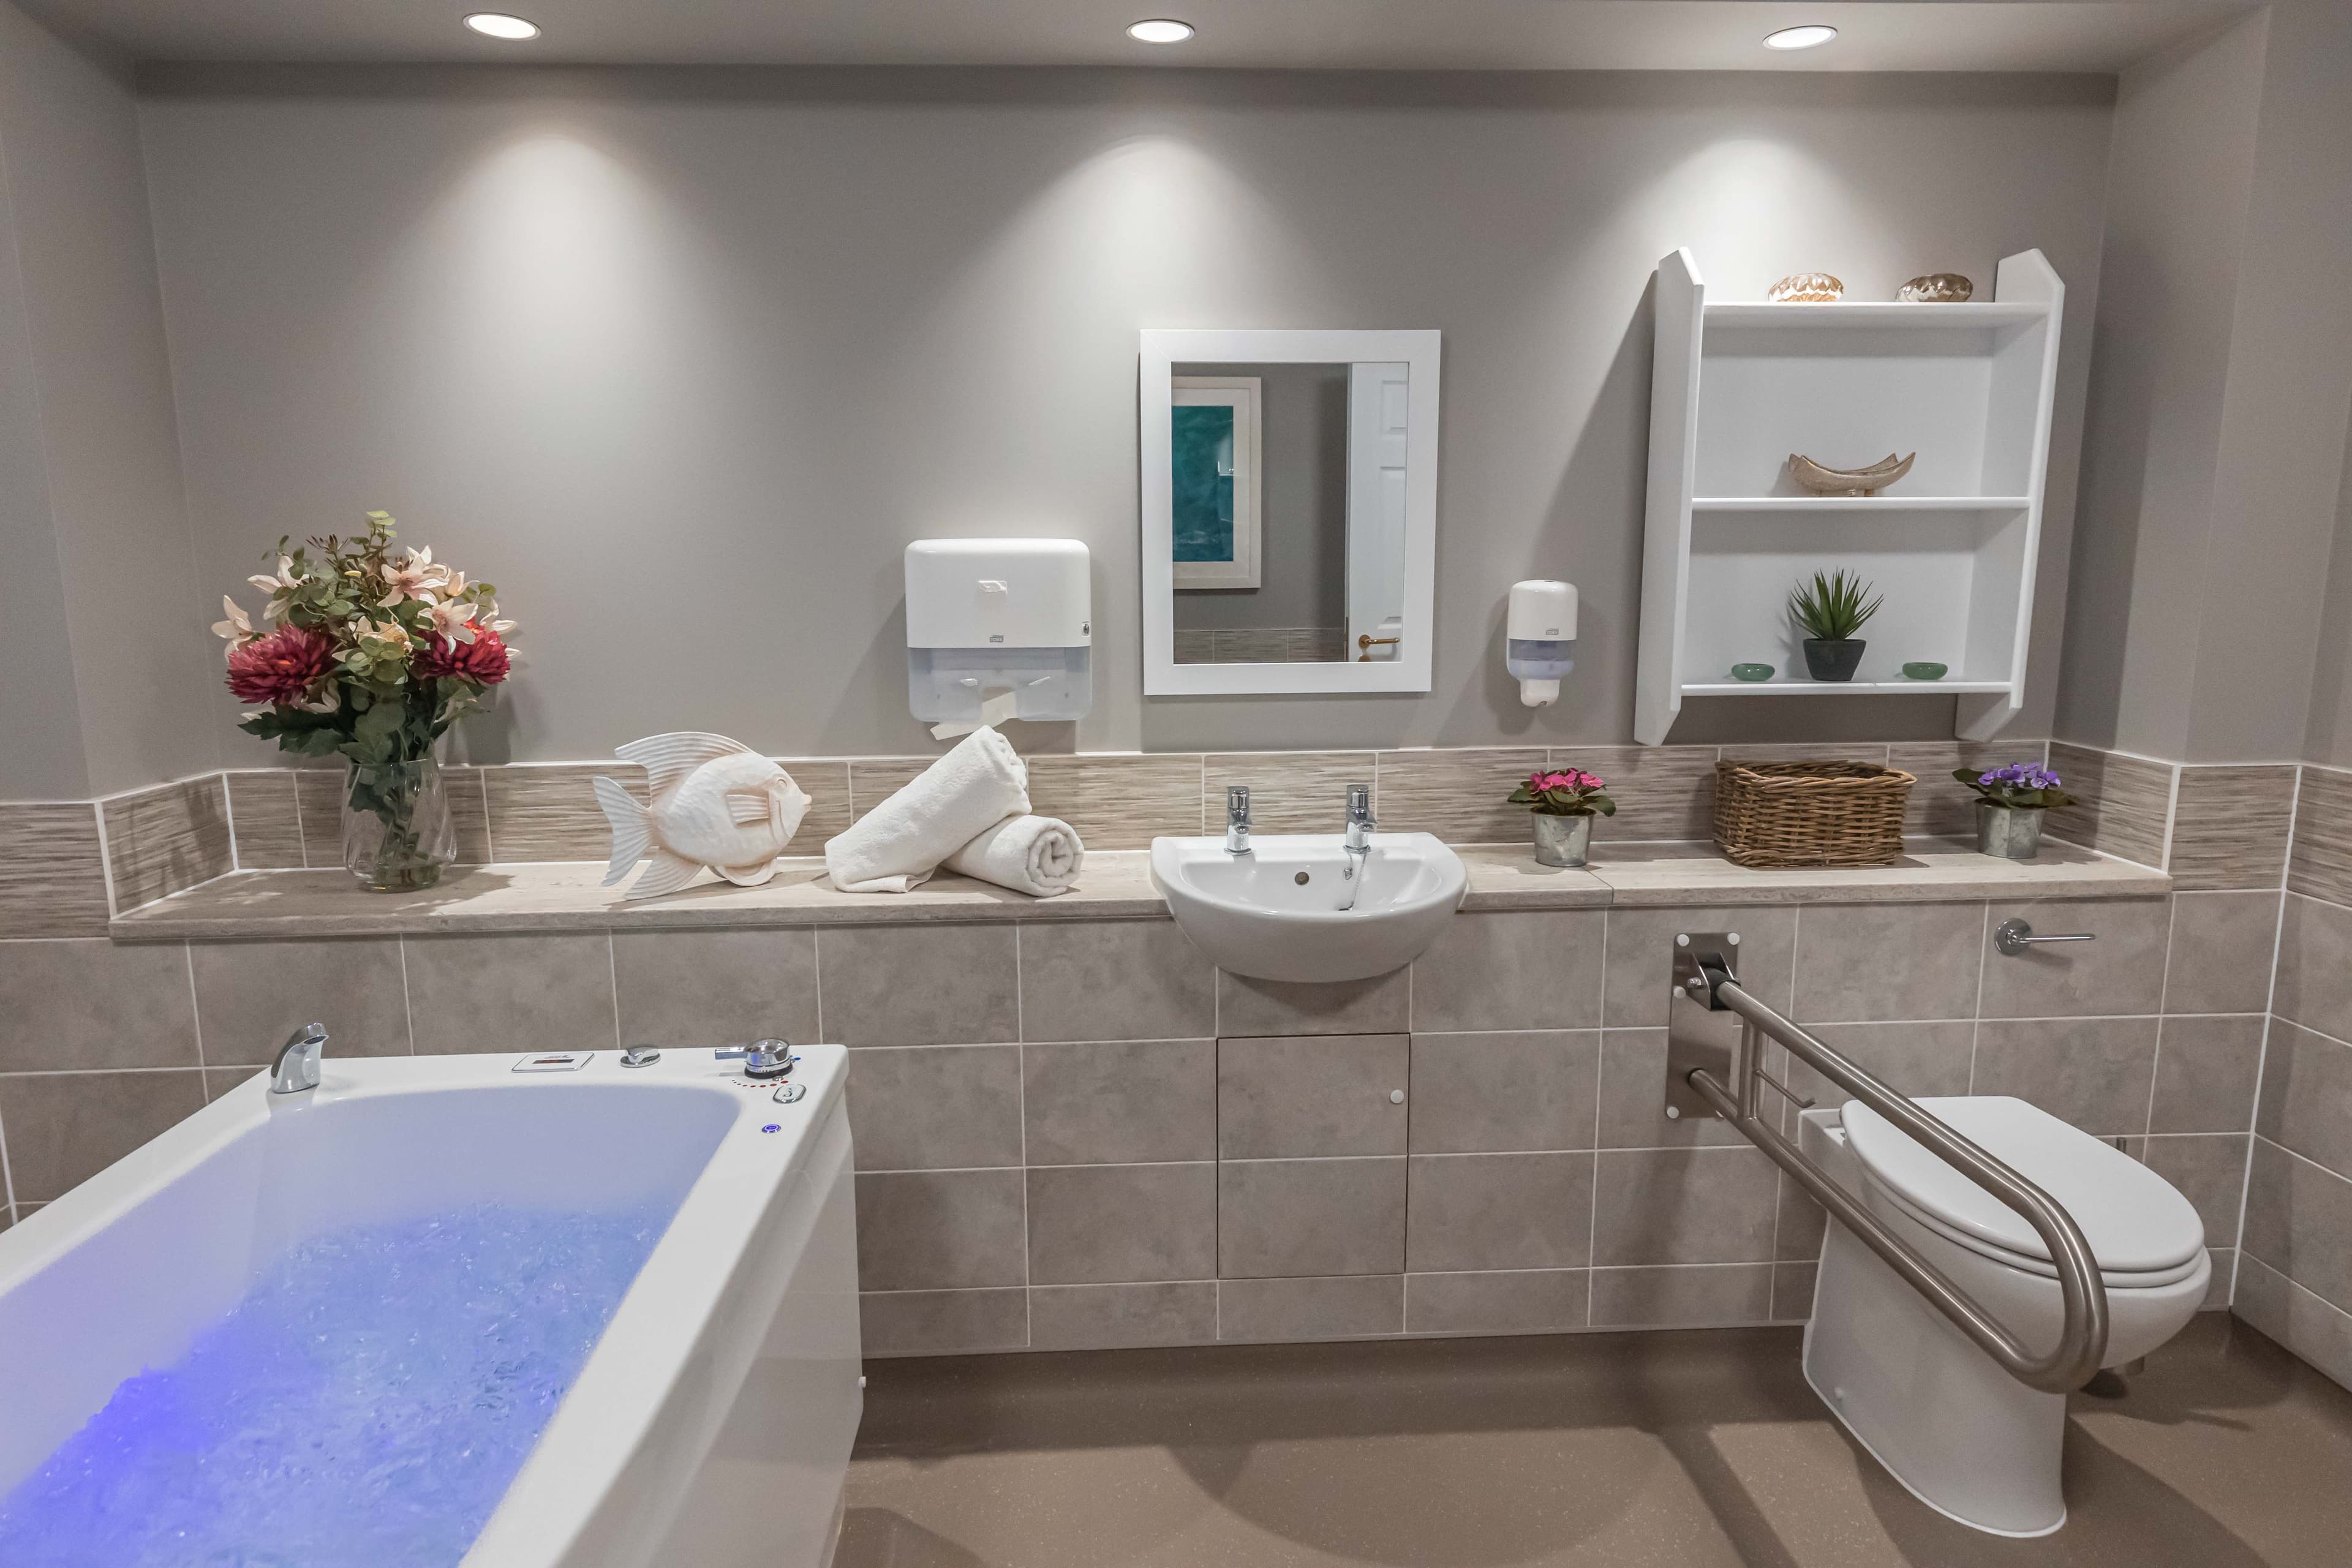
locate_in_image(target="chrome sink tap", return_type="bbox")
[1224,785,1253,855]
[271,1022,328,1095]
[716,1039,796,1080]
[1340,782,1376,909]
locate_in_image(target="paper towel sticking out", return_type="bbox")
[931,688,1020,742]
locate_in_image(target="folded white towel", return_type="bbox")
[824,726,1031,893]
[944,813,1085,897]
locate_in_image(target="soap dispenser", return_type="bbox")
[1506,580,1577,707]
[905,539,1092,737]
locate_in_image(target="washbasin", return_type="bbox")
[1149,832,1468,983]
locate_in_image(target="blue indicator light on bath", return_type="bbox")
[1506,580,1577,707]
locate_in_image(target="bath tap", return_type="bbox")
[1340,783,1376,910]
[1224,785,1253,855]
[716,1039,795,1081]
[271,1022,328,1095]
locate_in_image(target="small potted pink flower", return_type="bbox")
[1507,767,1616,867]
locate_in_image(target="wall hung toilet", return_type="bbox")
[1797,1096,2209,1538]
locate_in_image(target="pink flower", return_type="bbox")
[225,624,336,706]
[1528,769,1604,793]
[413,624,511,685]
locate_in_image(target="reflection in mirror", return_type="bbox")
[1169,363,1409,667]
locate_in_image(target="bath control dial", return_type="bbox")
[715,1039,796,1080]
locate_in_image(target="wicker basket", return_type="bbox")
[1713,760,1916,869]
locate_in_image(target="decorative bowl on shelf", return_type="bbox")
[1789,451,1916,497]
[1769,273,1845,304]
[1902,662,1950,680]
[1898,273,1974,303]
[1731,663,1774,682]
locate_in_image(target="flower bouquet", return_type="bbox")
[214,512,514,890]
[1507,768,1616,867]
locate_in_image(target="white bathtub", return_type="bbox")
[0,1044,862,1568]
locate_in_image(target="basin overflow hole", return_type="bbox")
[1294,870,1311,885]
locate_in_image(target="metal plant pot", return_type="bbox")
[1532,812,1593,868]
[1803,638,1867,682]
[1977,802,2046,861]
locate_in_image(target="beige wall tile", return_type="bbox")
[1978,897,2171,1019]
[1780,1020,1975,1111]
[1771,1262,1820,1321]
[1218,1157,1406,1278]
[1218,1034,1409,1159]
[1203,752,1374,835]
[1373,748,1545,845]
[1590,1264,1775,1328]
[2256,1020,2352,1177]
[2154,1014,2267,1135]
[191,937,409,1063]
[854,1169,1028,1291]
[0,1069,207,1201]
[2169,764,2296,890]
[1776,1172,1828,1261]
[1550,745,1718,843]
[1405,1269,1589,1335]
[400,932,617,1056]
[1027,1163,1217,1286]
[2138,1133,2249,1249]
[1409,910,1604,1032]
[295,769,345,869]
[1022,1039,1215,1166]
[0,938,199,1071]
[1028,1283,1217,1350]
[224,771,304,869]
[1596,1028,1748,1150]
[1972,1017,2159,1136]
[1890,741,2037,840]
[2274,893,2352,1041]
[1404,1152,1594,1272]
[1018,920,1214,1042]
[816,924,1018,1046]
[611,927,818,1049]
[1217,969,1408,1038]
[1601,905,1796,1028]
[860,1288,1028,1356]
[773,759,853,845]
[1790,902,1986,1023]
[2044,742,2173,867]
[2233,1255,2352,1389]
[2165,891,2283,1014]
[1591,1147,1779,1266]
[848,1045,1025,1172]
[2288,765,2352,905]
[483,762,646,863]
[1719,744,1890,766]
[0,802,110,938]
[846,756,929,819]
[102,775,233,910]
[1409,1030,1599,1155]
[1026,753,1203,851]
[1216,1274,1401,1341]
[2242,1139,2352,1314]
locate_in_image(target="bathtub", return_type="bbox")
[0,1044,862,1568]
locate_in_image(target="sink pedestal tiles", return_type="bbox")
[1149,833,1467,983]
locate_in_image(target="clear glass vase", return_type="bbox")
[342,758,456,892]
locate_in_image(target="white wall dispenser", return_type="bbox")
[1506,579,1577,707]
[905,538,1091,739]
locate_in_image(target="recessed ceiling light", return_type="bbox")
[1128,19,1196,43]
[464,12,541,40]
[1763,24,1838,50]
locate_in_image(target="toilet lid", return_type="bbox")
[1842,1096,2206,1274]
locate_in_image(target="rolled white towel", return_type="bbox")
[944,813,1085,897]
[824,726,1030,893]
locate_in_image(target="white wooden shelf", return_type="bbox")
[1636,247,2064,745]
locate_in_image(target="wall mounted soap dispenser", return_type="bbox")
[905,539,1091,739]
[1506,579,1576,707]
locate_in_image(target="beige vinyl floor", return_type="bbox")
[837,1314,2352,1567]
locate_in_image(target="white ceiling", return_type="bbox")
[27,0,2253,74]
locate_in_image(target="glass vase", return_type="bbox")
[342,758,456,892]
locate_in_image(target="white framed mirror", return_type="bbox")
[1140,328,1440,695]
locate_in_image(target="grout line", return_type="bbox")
[810,929,825,1045]
[0,1085,16,1227]
[218,775,243,875]
[398,938,417,1055]
[184,943,205,1069]
[89,801,119,921]
[287,772,309,869]
[2232,764,2304,1311]
[607,932,622,1051]
[1013,924,1031,1346]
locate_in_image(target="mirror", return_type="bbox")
[1141,330,1439,695]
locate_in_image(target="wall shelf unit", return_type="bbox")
[1635,248,2063,745]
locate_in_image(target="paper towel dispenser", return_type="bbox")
[905,538,1092,731]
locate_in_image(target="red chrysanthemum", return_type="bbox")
[225,624,336,706]
[413,625,511,685]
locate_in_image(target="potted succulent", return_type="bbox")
[1507,767,1616,867]
[1789,569,1882,682]
[1953,762,2076,861]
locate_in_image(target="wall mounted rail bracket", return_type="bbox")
[1664,931,1741,1121]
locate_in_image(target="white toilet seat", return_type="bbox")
[1842,1095,2205,1276]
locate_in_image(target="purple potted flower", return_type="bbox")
[1953,762,2077,861]
[1507,768,1617,867]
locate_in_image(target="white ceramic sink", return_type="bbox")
[1149,832,1468,983]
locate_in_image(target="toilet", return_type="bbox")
[1797,1096,2209,1537]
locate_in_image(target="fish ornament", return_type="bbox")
[594,733,811,900]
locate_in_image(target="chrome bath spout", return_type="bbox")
[271,1022,328,1095]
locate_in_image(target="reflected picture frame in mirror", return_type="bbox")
[1140,328,1441,695]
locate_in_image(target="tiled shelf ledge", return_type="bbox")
[107,839,2166,942]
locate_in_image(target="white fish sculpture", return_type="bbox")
[594,733,811,900]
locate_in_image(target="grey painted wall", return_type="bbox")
[0,3,213,797]
[138,66,2113,764]
[1170,360,1345,636]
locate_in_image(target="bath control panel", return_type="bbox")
[512,1051,595,1073]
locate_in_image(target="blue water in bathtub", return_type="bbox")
[0,1203,669,1568]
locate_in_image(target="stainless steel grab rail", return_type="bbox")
[1673,941,2110,1393]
